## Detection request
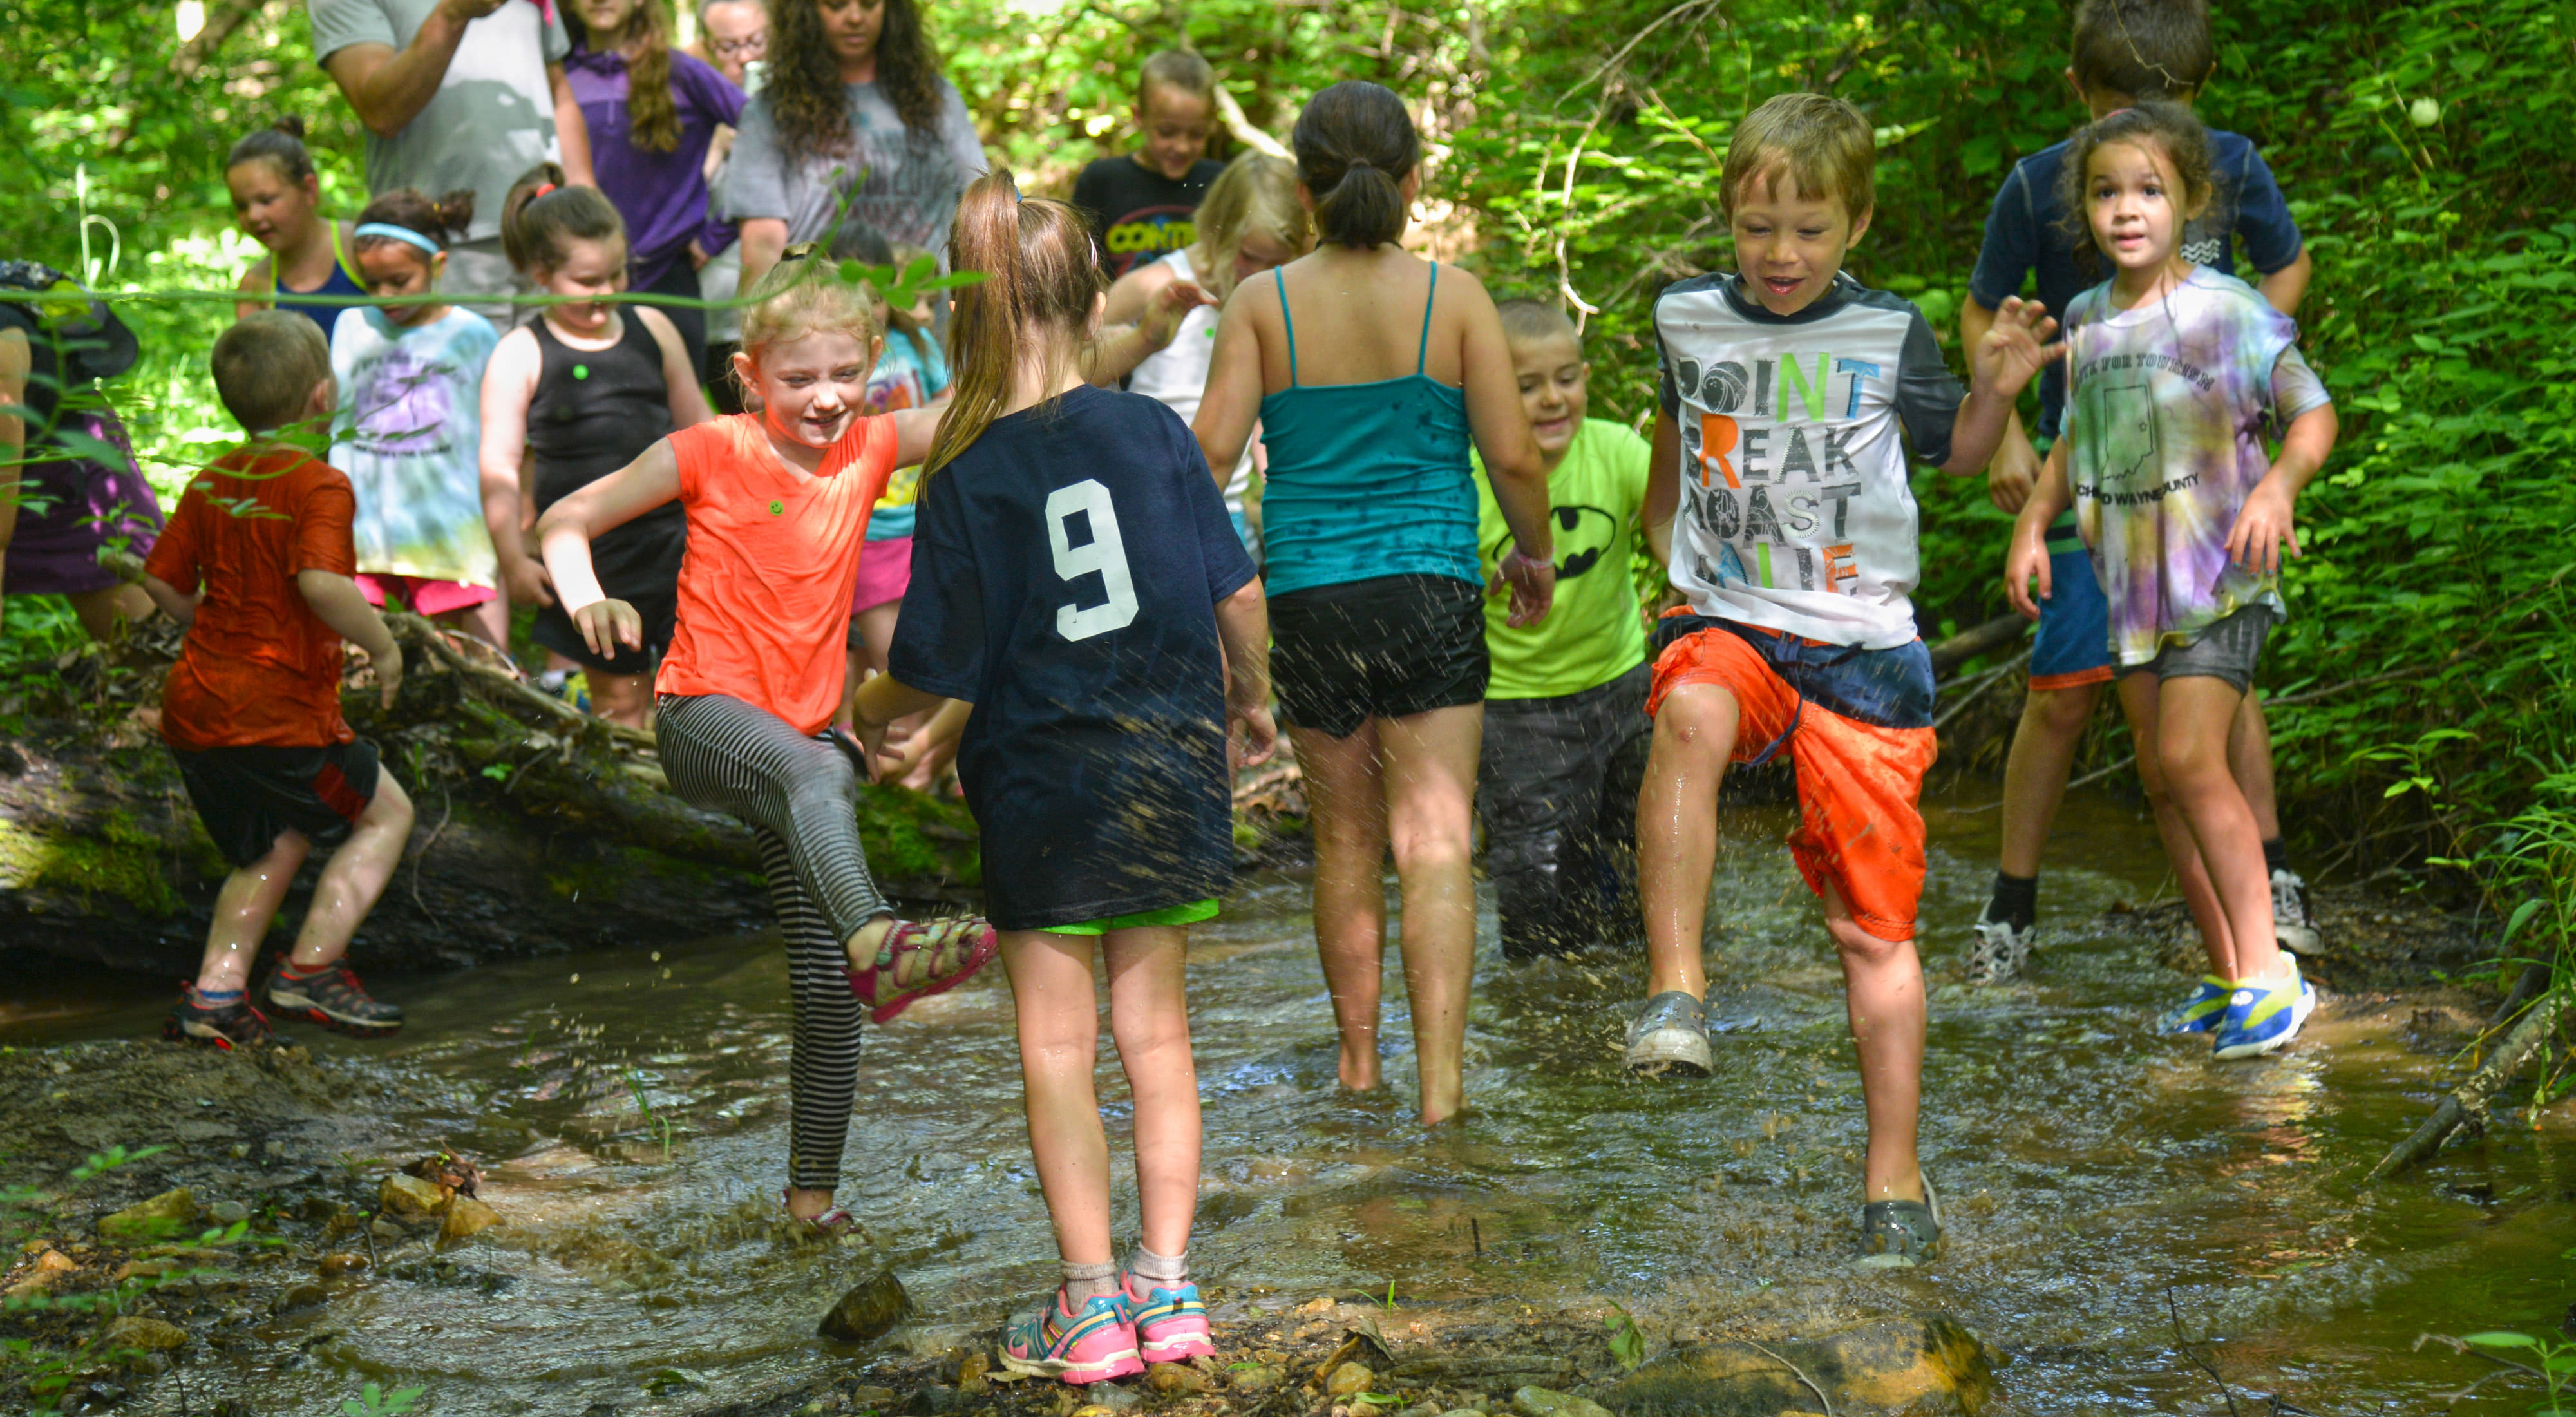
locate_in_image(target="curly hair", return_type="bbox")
[2054,100,2228,274]
[763,0,947,157]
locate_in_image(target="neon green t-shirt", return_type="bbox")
[1472,417,1652,700]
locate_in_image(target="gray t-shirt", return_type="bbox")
[307,0,572,243]
[723,77,987,256]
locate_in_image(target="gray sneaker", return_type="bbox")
[2271,869,2322,955]
[1854,1175,1942,1268]
[1965,910,2034,986]
[1624,990,1712,1076]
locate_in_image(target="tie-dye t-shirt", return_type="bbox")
[2061,266,2331,667]
[327,305,501,587]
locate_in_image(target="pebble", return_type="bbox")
[208,1201,251,1225]
[1148,1363,1209,1396]
[318,1252,368,1277]
[1087,1382,1141,1411]
[378,1174,447,1219]
[1327,1362,1378,1397]
[100,1316,188,1351]
[816,1268,909,1344]
[99,1188,197,1241]
[440,1197,502,1244]
[272,1282,327,1314]
[1228,1364,1285,1392]
[1511,1387,1614,1417]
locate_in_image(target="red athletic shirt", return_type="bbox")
[655,414,897,734]
[146,446,358,751]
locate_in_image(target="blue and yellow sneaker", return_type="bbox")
[2213,960,2315,1060]
[2156,976,2233,1035]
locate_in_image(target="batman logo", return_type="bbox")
[1491,504,1621,581]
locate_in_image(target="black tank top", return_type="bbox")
[525,310,687,592]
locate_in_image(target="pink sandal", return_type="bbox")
[848,917,998,1024]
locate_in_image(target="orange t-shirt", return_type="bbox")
[656,414,898,733]
[146,446,359,752]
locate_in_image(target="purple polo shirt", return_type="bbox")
[567,44,746,290]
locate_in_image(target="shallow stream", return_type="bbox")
[8,786,2571,1414]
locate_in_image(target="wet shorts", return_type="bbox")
[2029,511,2114,691]
[1271,573,1488,739]
[851,532,913,615]
[532,589,677,678]
[355,573,495,620]
[2121,604,2278,693]
[1646,613,1937,942]
[169,738,383,868]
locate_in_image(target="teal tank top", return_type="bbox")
[1256,265,1479,596]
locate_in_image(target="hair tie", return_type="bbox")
[1346,157,1376,173]
[531,183,558,199]
[354,222,442,256]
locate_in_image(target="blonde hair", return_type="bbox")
[1187,153,1311,301]
[1721,92,1876,223]
[735,255,882,397]
[211,311,332,432]
[1138,49,1215,106]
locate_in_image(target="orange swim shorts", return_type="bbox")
[1646,614,1939,942]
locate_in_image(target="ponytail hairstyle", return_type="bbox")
[1188,152,1312,301]
[734,250,881,402]
[827,220,933,368]
[500,162,629,276]
[586,0,683,152]
[1291,81,1418,250]
[225,117,317,185]
[2053,100,2224,274]
[351,187,475,260]
[764,0,946,157]
[924,169,1102,476]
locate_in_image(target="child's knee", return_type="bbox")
[2025,682,2099,737]
[1828,915,1911,969]
[1653,685,1738,756]
[1388,824,1470,879]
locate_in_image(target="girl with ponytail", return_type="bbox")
[227,118,365,336]
[1193,79,1558,1127]
[853,169,1273,1386]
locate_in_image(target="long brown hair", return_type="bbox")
[764,0,945,157]
[587,0,683,152]
[924,169,1100,475]
[1291,81,1417,250]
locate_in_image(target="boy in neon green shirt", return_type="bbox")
[1472,300,1662,961]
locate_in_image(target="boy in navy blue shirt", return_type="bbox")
[1961,0,2320,984]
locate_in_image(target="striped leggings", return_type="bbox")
[656,693,892,1192]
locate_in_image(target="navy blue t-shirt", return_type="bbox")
[1967,129,2303,437]
[891,383,1258,931]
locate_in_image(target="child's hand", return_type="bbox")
[2226,477,2302,575]
[2003,518,2053,620]
[571,598,641,660]
[1492,547,1556,628]
[1229,701,1278,770]
[94,546,147,585]
[1136,280,1216,352]
[1985,433,2042,514]
[1972,296,2063,400]
[371,641,405,710]
[504,554,556,609]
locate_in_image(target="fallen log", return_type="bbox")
[1927,613,2032,676]
[2366,985,2570,1183]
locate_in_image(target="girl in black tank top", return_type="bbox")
[526,309,688,592]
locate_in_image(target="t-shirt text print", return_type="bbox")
[1655,274,1964,649]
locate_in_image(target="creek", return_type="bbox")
[5,785,2571,1415]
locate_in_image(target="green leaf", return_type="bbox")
[2499,897,2544,945]
[2463,1331,2541,1347]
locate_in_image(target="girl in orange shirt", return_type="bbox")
[533,257,996,1228]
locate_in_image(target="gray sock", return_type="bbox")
[1131,1244,1188,1285]
[1061,1259,1119,1305]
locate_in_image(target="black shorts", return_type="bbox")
[531,589,678,677]
[1271,573,1488,739]
[170,739,383,868]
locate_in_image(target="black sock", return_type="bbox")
[2262,838,2288,875]
[1986,872,2038,931]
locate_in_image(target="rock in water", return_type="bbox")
[100,1316,188,1351]
[817,1268,909,1343]
[1510,1388,1613,1417]
[99,1188,197,1241]
[1327,1362,1378,1397]
[1148,1362,1209,1396]
[1602,1313,1997,1415]
[379,1172,449,1219]
[440,1196,503,1244]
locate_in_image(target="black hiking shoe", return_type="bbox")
[162,984,274,1051]
[263,962,404,1038]
[1854,1177,1942,1269]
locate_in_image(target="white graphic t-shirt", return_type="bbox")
[1654,274,1965,649]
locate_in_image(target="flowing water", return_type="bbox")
[8,786,2571,1414]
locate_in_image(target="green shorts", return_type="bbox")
[1044,899,1220,936]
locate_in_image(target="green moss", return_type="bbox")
[0,816,185,916]
[854,783,980,886]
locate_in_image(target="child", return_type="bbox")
[139,312,414,1048]
[1962,0,2320,982]
[1473,299,1659,962]
[480,167,711,730]
[1625,93,2056,1267]
[533,254,996,1229]
[227,119,365,336]
[1195,81,1557,1127]
[851,169,1271,1385]
[330,189,509,651]
[1069,49,1226,281]
[565,0,748,373]
[1104,151,1313,556]
[2004,102,2336,1060]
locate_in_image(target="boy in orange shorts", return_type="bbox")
[1625,93,2057,1266]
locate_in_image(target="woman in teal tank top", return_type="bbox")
[1196,81,1558,1127]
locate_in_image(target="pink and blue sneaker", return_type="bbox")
[999,1288,1142,1385]
[1120,1269,1215,1362]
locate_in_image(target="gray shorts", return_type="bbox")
[2121,604,2277,692]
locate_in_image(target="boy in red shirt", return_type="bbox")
[137,311,415,1049]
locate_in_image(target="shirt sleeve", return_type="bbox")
[938,82,988,183]
[538,5,570,63]
[722,97,793,221]
[885,470,985,701]
[142,486,204,596]
[2230,144,2304,276]
[1613,422,1653,528]
[1654,316,1681,418]
[1892,308,1966,466]
[306,0,397,64]
[2269,345,2331,423]
[683,53,748,127]
[1966,165,2038,312]
[295,469,359,576]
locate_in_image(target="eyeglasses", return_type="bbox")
[710,33,767,56]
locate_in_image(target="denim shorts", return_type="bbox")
[2122,604,2278,692]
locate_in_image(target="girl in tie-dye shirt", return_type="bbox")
[2003,102,2338,1063]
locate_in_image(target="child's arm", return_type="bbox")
[639,307,715,429]
[851,672,951,772]
[477,326,554,607]
[97,545,198,627]
[1958,297,2045,512]
[2228,399,2337,576]
[1941,295,2061,476]
[1080,278,1214,386]
[295,569,405,710]
[1192,286,1264,484]
[2002,440,2073,621]
[2257,250,2313,318]
[887,406,946,467]
[535,439,683,658]
[1456,274,1556,627]
[1214,576,1276,768]
[871,696,969,783]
